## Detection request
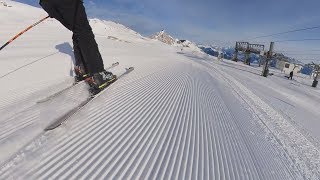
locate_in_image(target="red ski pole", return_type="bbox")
[0,16,49,51]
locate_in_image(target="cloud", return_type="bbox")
[88,1,96,6]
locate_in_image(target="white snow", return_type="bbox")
[1,1,320,179]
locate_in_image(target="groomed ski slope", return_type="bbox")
[1,1,320,179]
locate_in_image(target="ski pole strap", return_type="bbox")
[0,16,49,51]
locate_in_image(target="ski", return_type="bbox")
[44,67,134,131]
[37,62,119,103]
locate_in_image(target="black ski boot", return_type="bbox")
[74,66,90,82]
[85,70,117,95]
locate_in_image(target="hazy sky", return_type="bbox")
[17,0,320,62]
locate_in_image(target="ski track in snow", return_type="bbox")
[1,1,320,179]
[0,54,311,179]
[0,80,89,165]
[219,63,320,151]
[199,60,320,179]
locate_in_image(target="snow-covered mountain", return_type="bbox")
[273,52,304,65]
[198,44,306,68]
[150,30,177,45]
[1,1,320,179]
[150,30,203,53]
[198,44,235,60]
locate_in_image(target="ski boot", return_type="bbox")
[85,70,117,95]
[74,66,91,83]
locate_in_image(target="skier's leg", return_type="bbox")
[39,0,71,30]
[41,0,113,89]
[40,0,85,74]
[41,0,104,74]
[49,0,104,74]
[73,34,87,72]
[71,2,105,74]
[73,34,91,81]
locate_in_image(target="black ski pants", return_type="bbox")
[40,0,104,74]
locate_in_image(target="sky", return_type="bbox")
[15,0,320,63]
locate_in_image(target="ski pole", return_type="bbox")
[0,16,49,51]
